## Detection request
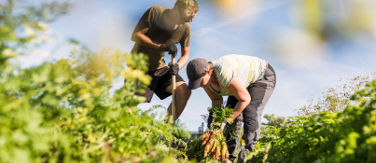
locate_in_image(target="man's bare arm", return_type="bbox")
[133,27,161,49]
[176,46,190,69]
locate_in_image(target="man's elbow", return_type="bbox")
[131,33,139,42]
[182,52,189,58]
[131,35,136,42]
[132,32,145,43]
[241,96,251,105]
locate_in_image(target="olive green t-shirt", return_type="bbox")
[131,5,191,71]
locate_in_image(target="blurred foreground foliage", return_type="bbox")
[0,0,70,65]
[298,0,376,40]
[0,48,191,162]
[0,1,190,162]
[201,0,376,43]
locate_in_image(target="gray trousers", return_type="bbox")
[208,64,276,160]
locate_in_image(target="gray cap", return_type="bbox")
[186,58,208,89]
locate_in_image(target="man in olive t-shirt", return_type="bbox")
[130,0,198,121]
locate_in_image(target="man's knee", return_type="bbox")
[244,118,259,132]
[243,112,260,132]
[176,82,191,99]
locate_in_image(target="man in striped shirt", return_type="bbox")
[187,54,276,161]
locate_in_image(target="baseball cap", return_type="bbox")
[186,58,208,89]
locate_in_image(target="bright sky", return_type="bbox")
[18,0,376,131]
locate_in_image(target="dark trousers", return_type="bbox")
[208,64,276,160]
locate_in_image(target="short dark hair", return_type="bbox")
[174,0,198,19]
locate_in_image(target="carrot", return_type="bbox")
[199,131,210,141]
[210,140,217,153]
[210,146,216,158]
[201,134,211,146]
[221,143,227,159]
[225,146,229,159]
[203,139,213,157]
[214,146,221,160]
[209,131,216,139]
[202,131,215,146]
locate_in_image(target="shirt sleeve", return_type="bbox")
[131,6,157,41]
[179,23,191,48]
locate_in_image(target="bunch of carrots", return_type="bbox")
[186,106,234,162]
[198,129,229,161]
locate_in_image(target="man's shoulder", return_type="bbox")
[179,23,191,32]
[182,23,191,29]
[149,5,168,13]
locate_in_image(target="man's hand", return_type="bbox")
[169,63,179,75]
[160,44,177,56]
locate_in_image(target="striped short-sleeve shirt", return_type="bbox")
[211,54,268,96]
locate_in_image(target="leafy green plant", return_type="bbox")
[263,114,287,127]
[209,105,234,124]
[248,80,376,163]
[298,75,375,115]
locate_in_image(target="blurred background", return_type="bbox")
[8,0,376,131]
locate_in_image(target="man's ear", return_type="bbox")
[207,69,212,75]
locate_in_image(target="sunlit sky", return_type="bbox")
[17,0,376,131]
